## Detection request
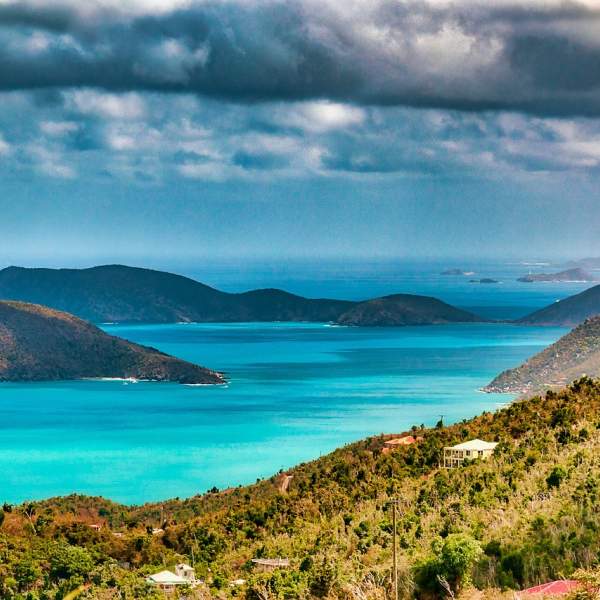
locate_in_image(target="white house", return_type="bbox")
[147,565,197,592]
[147,570,190,591]
[443,439,498,468]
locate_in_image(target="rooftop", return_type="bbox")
[251,558,290,567]
[385,436,416,446]
[445,439,498,451]
[518,580,580,597]
[147,570,189,585]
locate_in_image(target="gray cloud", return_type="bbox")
[0,1,600,115]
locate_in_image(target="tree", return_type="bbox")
[546,465,567,489]
[416,533,483,594]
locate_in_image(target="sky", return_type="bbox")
[1,0,600,265]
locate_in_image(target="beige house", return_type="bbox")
[147,564,197,591]
[443,439,498,468]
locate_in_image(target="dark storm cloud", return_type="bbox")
[1,1,600,116]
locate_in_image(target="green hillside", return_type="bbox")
[2,378,600,599]
[485,316,600,394]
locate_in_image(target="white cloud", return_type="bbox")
[28,144,76,179]
[40,121,79,137]
[67,91,146,120]
[0,134,11,156]
[274,101,367,133]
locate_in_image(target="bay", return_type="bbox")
[0,321,565,504]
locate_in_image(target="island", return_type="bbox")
[517,267,595,283]
[335,293,482,326]
[440,268,475,276]
[0,264,487,326]
[469,278,499,284]
[0,300,224,384]
[483,316,600,394]
[517,282,600,326]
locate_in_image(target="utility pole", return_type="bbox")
[386,498,399,600]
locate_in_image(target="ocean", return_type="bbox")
[0,259,590,504]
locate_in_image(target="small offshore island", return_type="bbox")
[0,301,224,384]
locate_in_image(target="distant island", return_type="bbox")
[517,267,595,283]
[0,301,224,384]
[0,264,486,327]
[440,268,475,276]
[565,257,600,270]
[469,278,499,284]
[483,316,600,394]
[517,283,600,326]
[335,293,482,326]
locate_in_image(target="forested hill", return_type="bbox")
[3,378,600,598]
[335,293,482,326]
[0,300,223,384]
[0,264,484,326]
[518,283,600,326]
[485,317,600,394]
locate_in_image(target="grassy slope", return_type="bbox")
[518,284,600,326]
[1,378,600,599]
[484,317,600,393]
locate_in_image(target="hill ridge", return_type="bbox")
[0,300,224,383]
[0,264,484,326]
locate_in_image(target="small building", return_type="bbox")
[251,558,290,572]
[89,523,102,531]
[443,439,498,468]
[516,580,581,598]
[175,563,196,583]
[146,570,190,591]
[151,527,164,535]
[382,435,424,454]
[385,436,416,447]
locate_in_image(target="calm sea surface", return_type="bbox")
[0,259,591,504]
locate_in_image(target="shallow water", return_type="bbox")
[0,321,565,504]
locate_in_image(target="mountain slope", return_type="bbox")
[517,283,600,326]
[484,316,600,393]
[0,301,223,383]
[0,265,353,324]
[517,267,595,282]
[0,264,482,326]
[3,378,600,599]
[335,293,483,326]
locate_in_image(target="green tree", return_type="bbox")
[416,533,483,594]
[546,465,567,489]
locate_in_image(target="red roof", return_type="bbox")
[519,580,580,596]
[385,436,416,446]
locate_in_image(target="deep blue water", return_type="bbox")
[0,321,566,504]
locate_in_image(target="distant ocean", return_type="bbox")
[0,258,590,504]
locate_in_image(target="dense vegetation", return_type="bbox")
[0,265,485,326]
[335,294,482,326]
[0,301,223,383]
[484,316,600,394]
[2,378,600,599]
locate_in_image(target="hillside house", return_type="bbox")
[515,580,581,598]
[146,570,189,591]
[251,558,290,572]
[443,439,498,468]
[147,564,197,591]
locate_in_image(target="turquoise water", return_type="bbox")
[0,321,565,504]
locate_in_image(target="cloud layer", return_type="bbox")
[1,0,600,115]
